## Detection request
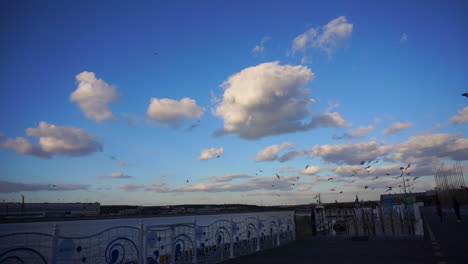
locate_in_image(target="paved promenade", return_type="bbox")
[223,206,468,264]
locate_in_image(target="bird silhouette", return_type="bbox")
[305,165,310,169]
[372,176,379,180]
[400,167,405,170]
[365,165,371,169]
[186,180,189,183]
[330,188,336,191]
[327,177,333,181]
[339,191,343,194]
[276,173,281,180]
[405,164,411,171]
[366,160,373,165]
[386,173,390,176]
[364,185,369,189]
[462,93,468,97]
[259,170,264,172]
[217,155,221,158]
[360,161,366,165]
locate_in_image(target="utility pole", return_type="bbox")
[21,194,25,216]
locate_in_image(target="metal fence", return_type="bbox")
[296,205,423,239]
[435,161,468,207]
[0,214,295,264]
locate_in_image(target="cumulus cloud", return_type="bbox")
[278,148,312,162]
[333,125,374,140]
[299,165,321,175]
[255,142,295,162]
[119,184,145,191]
[400,33,408,44]
[291,16,353,56]
[252,36,271,57]
[198,147,224,160]
[213,61,348,139]
[382,122,412,135]
[0,180,90,193]
[0,122,102,159]
[98,172,131,179]
[391,133,468,164]
[311,141,393,165]
[147,97,204,127]
[199,173,253,182]
[448,106,468,124]
[70,71,119,122]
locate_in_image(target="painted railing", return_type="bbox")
[0,214,295,264]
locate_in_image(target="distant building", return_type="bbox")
[0,203,100,217]
[380,191,435,205]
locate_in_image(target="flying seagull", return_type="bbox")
[462,93,468,97]
[276,173,281,180]
[327,177,333,181]
[305,165,310,169]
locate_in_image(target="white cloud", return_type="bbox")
[333,125,374,140]
[391,133,468,163]
[213,61,348,139]
[98,172,131,179]
[119,184,145,191]
[172,175,298,193]
[146,182,170,192]
[311,141,393,165]
[70,71,119,122]
[299,165,321,175]
[198,147,224,160]
[0,180,90,193]
[291,16,353,57]
[278,148,312,162]
[255,142,295,162]
[200,173,253,182]
[292,28,318,54]
[147,97,204,127]
[0,122,102,159]
[252,36,271,57]
[400,33,408,44]
[449,106,468,124]
[382,122,412,135]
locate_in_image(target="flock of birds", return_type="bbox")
[255,158,423,200]
[102,92,468,200]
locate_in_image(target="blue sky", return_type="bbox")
[1,0,467,205]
